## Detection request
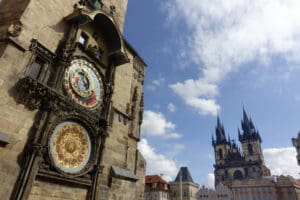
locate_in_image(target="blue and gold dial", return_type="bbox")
[64,59,102,108]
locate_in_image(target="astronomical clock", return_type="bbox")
[63,59,103,109]
[49,121,92,175]
[12,1,130,199]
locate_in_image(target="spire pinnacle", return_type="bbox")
[239,109,262,143]
[215,115,226,144]
[243,107,250,124]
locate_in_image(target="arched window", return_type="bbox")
[233,170,243,180]
[218,149,223,159]
[248,143,254,155]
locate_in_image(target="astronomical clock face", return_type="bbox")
[64,59,102,108]
[49,121,92,174]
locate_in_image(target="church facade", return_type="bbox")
[0,0,146,199]
[212,110,271,187]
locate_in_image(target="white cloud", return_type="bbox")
[146,77,165,91]
[141,110,182,139]
[165,0,300,116]
[205,173,215,189]
[168,103,176,112]
[264,147,299,178]
[138,139,178,181]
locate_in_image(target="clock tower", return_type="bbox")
[0,0,146,199]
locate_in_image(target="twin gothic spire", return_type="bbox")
[212,108,262,146]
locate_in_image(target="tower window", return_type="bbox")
[225,170,228,178]
[218,149,223,159]
[245,168,249,176]
[248,143,254,155]
[233,170,243,180]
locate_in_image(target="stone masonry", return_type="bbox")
[0,0,145,199]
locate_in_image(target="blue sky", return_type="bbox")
[124,0,300,187]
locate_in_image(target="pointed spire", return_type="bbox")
[243,107,249,123]
[238,128,242,140]
[241,107,254,135]
[239,108,262,143]
[250,119,255,129]
[227,134,231,144]
[215,115,226,144]
[217,115,222,127]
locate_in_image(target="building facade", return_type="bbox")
[212,109,270,187]
[144,175,170,200]
[231,175,300,200]
[292,132,300,165]
[170,167,199,200]
[198,184,233,200]
[0,0,146,199]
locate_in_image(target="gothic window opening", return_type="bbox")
[26,56,50,83]
[233,170,243,180]
[248,143,254,155]
[245,168,249,177]
[218,149,223,159]
[26,39,55,84]
[225,170,228,178]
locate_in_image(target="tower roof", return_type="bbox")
[174,167,195,183]
[213,115,228,145]
[239,109,262,142]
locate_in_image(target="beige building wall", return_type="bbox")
[0,44,38,198]
[101,0,128,32]
[170,182,199,200]
[231,176,300,200]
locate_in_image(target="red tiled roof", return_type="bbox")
[145,175,167,184]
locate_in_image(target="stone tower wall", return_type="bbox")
[0,0,145,199]
[101,0,128,32]
[241,141,264,162]
[214,144,230,165]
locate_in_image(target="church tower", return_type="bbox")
[212,110,271,188]
[212,116,232,186]
[212,116,231,166]
[239,109,270,179]
[239,109,264,163]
